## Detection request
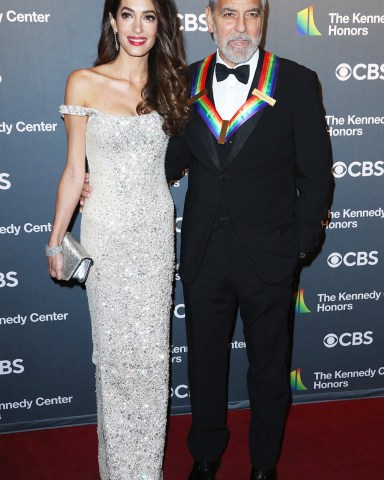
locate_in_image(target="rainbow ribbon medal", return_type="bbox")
[190,52,280,144]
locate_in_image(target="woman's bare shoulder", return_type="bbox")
[66,68,105,89]
[64,68,107,105]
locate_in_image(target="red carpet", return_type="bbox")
[0,398,383,479]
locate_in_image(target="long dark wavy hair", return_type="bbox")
[95,0,190,135]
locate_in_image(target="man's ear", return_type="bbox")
[205,7,214,34]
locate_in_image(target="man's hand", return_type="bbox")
[80,172,92,212]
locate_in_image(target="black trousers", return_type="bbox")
[183,225,293,469]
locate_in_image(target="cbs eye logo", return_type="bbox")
[327,253,343,268]
[336,63,352,81]
[323,333,338,348]
[332,162,348,178]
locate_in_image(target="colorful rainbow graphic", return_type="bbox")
[291,368,308,391]
[297,6,322,36]
[294,288,311,314]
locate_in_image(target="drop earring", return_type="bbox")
[114,30,119,51]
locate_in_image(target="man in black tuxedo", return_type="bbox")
[165,1,333,479]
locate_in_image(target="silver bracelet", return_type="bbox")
[45,244,63,256]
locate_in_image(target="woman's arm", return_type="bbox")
[47,72,89,280]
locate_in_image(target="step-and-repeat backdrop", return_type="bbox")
[1,0,383,433]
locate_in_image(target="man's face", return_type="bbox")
[206,0,263,67]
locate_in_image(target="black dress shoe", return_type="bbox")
[250,467,277,480]
[188,460,218,480]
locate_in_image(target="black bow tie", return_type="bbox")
[215,63,250,84]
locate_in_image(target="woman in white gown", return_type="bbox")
[46,1,189,478]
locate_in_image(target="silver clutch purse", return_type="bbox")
[62,232,93,283]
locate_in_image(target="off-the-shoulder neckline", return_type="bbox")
[60,105,158,119]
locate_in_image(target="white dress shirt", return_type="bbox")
[213,49,259,121]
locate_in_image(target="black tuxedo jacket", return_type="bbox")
[166,49,333,284]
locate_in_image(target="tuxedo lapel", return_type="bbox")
[190,109,221,170]
[220,49,267,170]
[188,54,221,170]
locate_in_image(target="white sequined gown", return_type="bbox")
[59,105,174,480]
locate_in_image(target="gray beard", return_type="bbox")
[212,23,260,65]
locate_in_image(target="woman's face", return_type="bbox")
[111,0,158,58]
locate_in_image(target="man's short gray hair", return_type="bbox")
[208,0,266,13]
